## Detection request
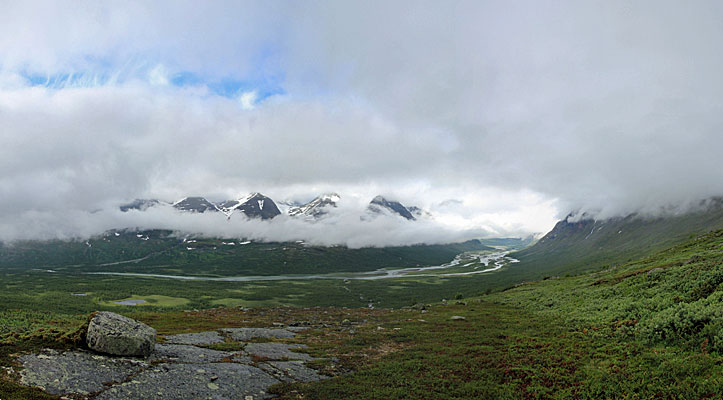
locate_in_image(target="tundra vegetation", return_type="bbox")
[0,229,721,398]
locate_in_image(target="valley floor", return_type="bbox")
[1,229,722,399]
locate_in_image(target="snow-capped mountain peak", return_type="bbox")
[221,192,281,220]
[289,193,340,218]
[368,196,416,221]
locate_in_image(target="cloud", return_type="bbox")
[148,64,170,86]
[239,90,258,110]
[0,206,499,248]
[1,1,722,242]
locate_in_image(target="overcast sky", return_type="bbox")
[1,1,722,244]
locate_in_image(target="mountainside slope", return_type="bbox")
[511,203,723,276]
[493,227,723,353]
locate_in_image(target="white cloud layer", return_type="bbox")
[1,1,722,243]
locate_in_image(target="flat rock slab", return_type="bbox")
[232,352,253,364]
[221,327,296,341]
[94,362,279,400]
[259,361,326,383]
[163,331,225,345]
[19,326,323,398]
[286,326,311,332]
[149,344,237,364]
[245,343,313,361]
[19,349,147,396]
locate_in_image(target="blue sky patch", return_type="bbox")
[22,66,286,103]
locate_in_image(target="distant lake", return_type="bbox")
[114,299,147,305]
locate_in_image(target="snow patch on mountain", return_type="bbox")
[288,193,340,219]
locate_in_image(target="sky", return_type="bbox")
[1,1,723,245]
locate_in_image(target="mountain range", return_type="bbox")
[120,193,427,221]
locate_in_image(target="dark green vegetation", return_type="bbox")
[494,228,723,355]
[513,202,723,278]
[0,230,492,276]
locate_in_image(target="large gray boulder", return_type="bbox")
[86,312,156,357]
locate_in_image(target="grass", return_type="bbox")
[268,301,722,399]
[491,229,723,354]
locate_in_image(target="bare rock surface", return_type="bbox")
[232,352,253,363]
[94,363,279,400]
[18,325,326,399]
[164,331,225,345]
[221,327,296,341]
[286,326,311,332]
[245,343,313,361]
[259,361,325,383]
[149,343,237,363]
[86,311,156,357]
[19,349,147,395]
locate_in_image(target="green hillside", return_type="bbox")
[511,203,723,278]
[494,228,723,354]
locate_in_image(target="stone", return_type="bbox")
[94,363,279,400]
[258,361,326,383]
[244,343,313,361]
[221,327,296,341]
[450,316,466,321]
[19,349,147,395]
[163,331,224,346]
[149,344,237,363]
[86,312,156,357]
[286,326,310,332]
[232,352,253,363]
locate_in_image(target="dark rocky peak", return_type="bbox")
[226,193,281,220]
[120,199,161,212]
[407,206,432,219]
[368,196,416,221]
[173,197,219,213]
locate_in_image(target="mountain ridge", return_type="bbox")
[511,201,723,276]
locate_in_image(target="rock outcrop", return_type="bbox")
[86,312,156,357]
[20,325,326,399]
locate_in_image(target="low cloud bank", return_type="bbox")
[0,207,499,248]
